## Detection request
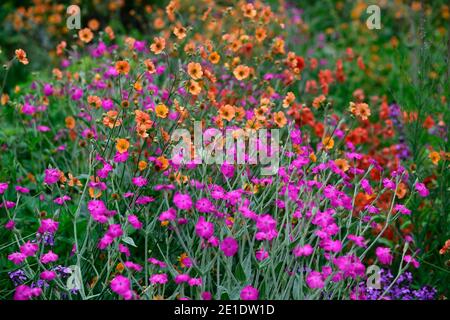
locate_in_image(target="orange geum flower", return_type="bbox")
[209,52,220,64]
[429,151,440,165]
[188,80,201,95]
[87,95,101,108]
[115,60,130,75]
[173,25,187,40]
[187,62,203,80]
[350,102,371,121]
[233,65,250,81]
[15,49,29,65]
[322,136,335,150]
[138,160,148,171]
[273,111,287,128]
[255,27,267,42]
[155,156,169,172]
[312,95,326,109]
[150,37,166,54]
[103,110,122,129]
[283,92,295,108]
[334,158,349,172]
[144,59,156,74]
[242,3,257,18]
[78,28,93,43]
[219,104,236,121]
[65,116,76,130]
[116,138,130,154]
[155,103,169,118]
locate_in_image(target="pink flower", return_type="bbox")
[255,249,269,261]
[240,285,259,300]
[44,168,60,185]
[14,285,42,300]
[195,198,214,213]
[5,220,15,230]
[98,234,114,249]
[110,275,133,300]
[360,179,373,195]
[132,176,148,187]
[348,235,366,248]
[8,252,26,264]
[195,216,214,239]
[15,186,30,193]
[306,271,324,289]
[124,261,143,272]
[128,215,142,229]
[220,237,239,257]
[404,255,420,268]
[87,200,108,223]
[173,193,193,210]
[159,208,177,222]
[188,277,202,287]
[382,178,396,190]
[107,224,123,238]
[201,291,212,300]
[40,270,56,281]
[174,274,191,284]
[0,182,8,194]
[375,246,393,265]
[41,250,58,264]
[38,218,59,234]
[148,257,167,268]
[150,273,168,285]
[415,182,429,197]
[394,204,411,215]
[220,163,235,179]
[293,244,314,257]
[20,241,39,257]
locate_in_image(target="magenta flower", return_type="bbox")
[8,252,26,265]
[220,162,235,179]
[124,261,143,272]
[14,285,42,300]
[255,249,269,261]
[195,216,214,239]
[240,285,259,300]
[20,241,39,257]
[44,168,60,185]
[195,198,214,213]
[376,246,393,265]
[159,208,177,222]
[107,224,123,238]
[306,271,324,289]
[132,176,148,187]
[0,182,8,194]
[415,182,429,197]
[382,178,396,190]
[38,218,59,234]
[41,250,58,264]
[110,275,133,300]
[173,193,193,210]
[174,274,191,284]
[128,215,143,229]
[150,273,168,285]
[220,237,239,257]
[293,244,314,257]
[40,270,56,281]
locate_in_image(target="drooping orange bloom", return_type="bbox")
[209,52,220,64]
[116,138,130,154]
[219,104,236,121]
[1,94,9,105]
[103,111,122,129]
[87,95,102,108]
[155,103,169,118]
[429,151,440,165]
[273,111,287,128]
[188,80,201,95]
[65,116,76,130]
[283,92,295,108]
[105,26,115,40]
[150,37,166,54]
[322,136,335,150]
[15,49,29,65]
[115,60,130,75]
[134,110,153,138]
[233,65,250,80]
[78,28,93,43]
[144,59,156,74]
[187,62,203,80]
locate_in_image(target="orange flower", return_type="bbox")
[283,92,295,108]
[105,26,115,40]
[233,65,250,80]
[138,160,148,171]
[334,158,349,172]
[155,103,169,118]
[103,110,122,129]
[350,102,371,121]
[173,25,187,40]
[155,156,169,171]
[187,62,203,80]
[78,28,93,43]
[87,95,101,108]
[429,151,440,165]
[322,136,335,150]
[88,19,100,31]
[209,52,220,64]
[150,37,166,54]
[242,3,257,18]
[1,93,9,105]
[273,111,287,128]
[65,116,76,130]
[188,80,201,95]
[115,60,130,75]
[219,104,236,121]
[144,59,156,74]
[312,95,326,109]
[255,27,267,42]
[15,49,29,65]
[116,138,130,154]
